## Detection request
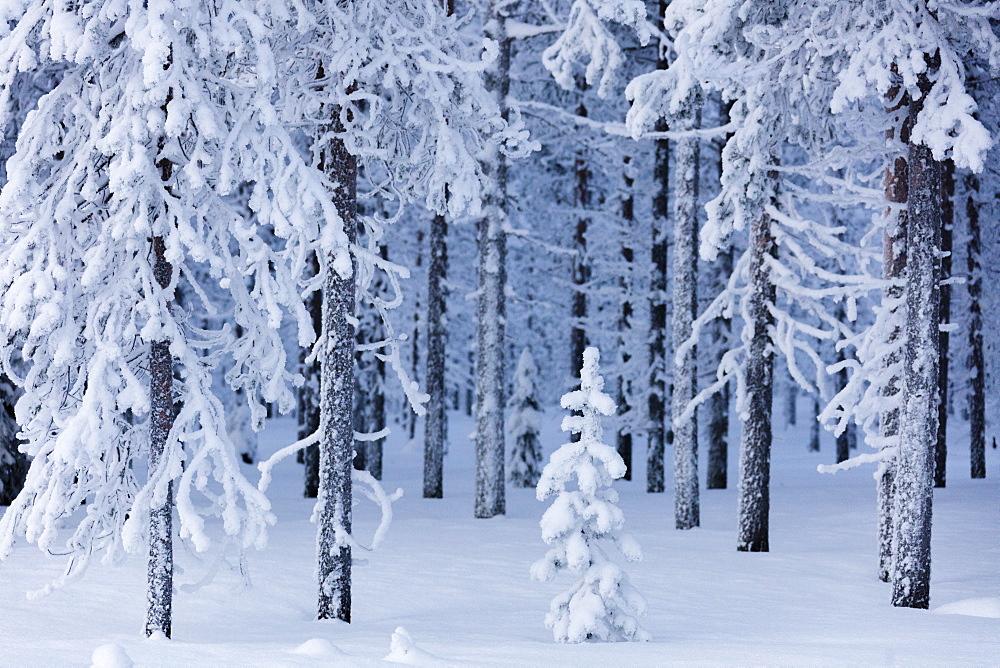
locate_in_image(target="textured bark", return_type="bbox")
[835,337,855,464]
[737,188,775,553]
[934,159,953,488]
[424,212,448,498]
[617,157,635,480]
[808,397,820,453]
[892,89,940,610]
[474,3,509,518]
[317,105,357,623]
[672,92,700,530]
[301,257,322,498]
[408,228,423,441]
[965,173,985,479]
[878,91,909,583]
[146,235,174,639]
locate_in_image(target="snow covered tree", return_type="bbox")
[965,171,985,480]
[0,374,25,506]
[507,348,543,488]
[531,347,647,643]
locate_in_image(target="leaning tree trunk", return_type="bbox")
[316,103,358,623]
[424,211,448,498]
[146,233,175,639]
[474,0,509,518]
[617,156,635,480]
[672,91,700,530]
[934,159,953,488]
[965,172,985,479]
[878,89,910,583]
[892,87,941,610]
[737,175,776,553]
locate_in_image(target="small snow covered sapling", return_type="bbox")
[531,347,648,643]
[507,348,543,488]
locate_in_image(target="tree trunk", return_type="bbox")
[424,212,448,498]
[786,384,797,427]
[808,396,820,453]
[934,160,953,488]
[966,172,985,479]
[892,87,940,610]
[317,104,357,623]
[301,260,322,497]
[672,92,700,529]
[408,228,423,441]
[474,0,509,518]
[878,90,909,583]
[0,377,26,506]
[737,180,775,553]
[617,156,635,480]
[571,98,590,398]
[146,234,174,639]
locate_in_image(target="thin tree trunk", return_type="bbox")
[617,156,635,480]
[317,97,357,622]
[808,396,820,453]
[966,172,985,479]
[146,234,174,639]
[474,0,509,518]
[786,384,797,427]
[424,211,448,498]
[571,97,590,397]
[934,159,953,488]
[0,377,26,506]
[737,173,776,553]
[408,228,423,441]
[892,83,940,610]
[672,91,700,529]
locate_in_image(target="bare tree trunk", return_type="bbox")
[672,91,700,529]
[737,182,776,553]
[617,157,635,480]
[571,97,590,397]
[786,384,797,427]
[808,396,820,453]
[474,0,509,518]
[892,81,940,610]
[966,172,986,479]
[934,159,953,488]
[424,211,448,498]
[146,234,174,639]
[301,261,322,497]
[0,376,26,506]
[317,97,357,622]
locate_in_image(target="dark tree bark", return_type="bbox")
[146,234,174,639]
[408,228,423,441]
[301,257,322,498]
[935,159,954,488]
[617,156,635,480]
[474,0,509,518]
[966,172,986,479]
[571,98,590,396]
[808,396,820,453]
[317,93,357,622]
[424,211,448,498]
[786,384,797,427]
[0,376,26,506]
[737,187,776,553]
[892,82,940,610]
[672,92,700,529]
[878,89,909,583]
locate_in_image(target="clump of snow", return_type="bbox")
[90,643,132,668]
[383,627,444,665]
[291,638,346,658]
[933,598,1000,619]
[531,347,649,643]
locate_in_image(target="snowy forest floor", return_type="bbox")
[1,408,998,666]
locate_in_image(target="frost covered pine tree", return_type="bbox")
[507,348,543,488]
[531,347,648,643]
[0,374,25,506]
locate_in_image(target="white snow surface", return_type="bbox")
[1,410,998,665]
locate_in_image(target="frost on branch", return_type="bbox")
[507,348,543,488]
[531,347,648,643]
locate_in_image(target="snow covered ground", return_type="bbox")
[1,409,997,666]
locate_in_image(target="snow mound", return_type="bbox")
[383,627,447,665]
[292,638,346,658]
[90,643,133,668]
[933,598,1000,619]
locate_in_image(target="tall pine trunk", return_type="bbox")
[934,159,953,488]
[965,172,986,479]
[474,0,509,518]
[317,103,358,622]
[737,172,776,553]
[301,258,322,498]
[878,90,909,583]
[892,83,940,610]
[571,98,590,395]
[672,92,700,529]
[424,212,448,497]
[146,234,174,638]
[808,397,820,453]
[617,157,635,480]
[0,377,26,505]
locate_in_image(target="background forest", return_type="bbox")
[0,0,997,664]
